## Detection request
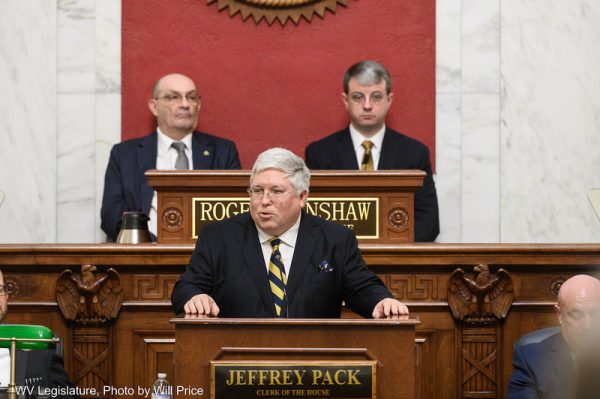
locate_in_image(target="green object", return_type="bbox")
[0,324,56,350]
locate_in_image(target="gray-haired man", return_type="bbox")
[171,148,408,319]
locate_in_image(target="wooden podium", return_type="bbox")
[173,317,420,399]
[146,170,425,245]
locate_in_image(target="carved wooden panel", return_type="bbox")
[132,330,176,389]
[3,243,600,399]
[386,275,440,301]
[72,326,113,399]
[460,326,500,398]
[132,275,179,300]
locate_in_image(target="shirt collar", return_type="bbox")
[349,124,386,151]
[256,213,302,248]
[157,128,193,153]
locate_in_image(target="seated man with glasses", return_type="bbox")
[305,60,439,242]
[171,147,408,319]
[101,73,241,242]
[0,270,79,399]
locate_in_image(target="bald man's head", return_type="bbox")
[556,274,600,353]
[148,73,201,140]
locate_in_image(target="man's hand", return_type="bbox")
[372,298,409,319]
[183,294,220,317]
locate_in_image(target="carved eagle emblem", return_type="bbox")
[448,264,514,322]
[56,265,123,324]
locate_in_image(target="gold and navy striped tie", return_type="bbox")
[268,238,287,317]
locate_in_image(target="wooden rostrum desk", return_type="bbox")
[2,243,599,398]
[2,171,599,398]
[172,317,420,399]
[145,170,427,245]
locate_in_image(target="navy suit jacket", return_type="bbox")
[100,130,241,241]
[507,332,575,399]
[171,212,392,318]
[305,128,440,242]
[0,350,77,399]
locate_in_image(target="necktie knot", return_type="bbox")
[171,141,186,152]
[171,141,189,170]
[361,140,374,171]
[270,237,281,248]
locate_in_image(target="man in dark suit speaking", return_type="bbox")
[171,148,408,319]
[0,270,78,398]
[305,60,439,242]
[101,73,241,241]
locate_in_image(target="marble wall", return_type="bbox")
[0,0,120,243]
[1,0,599,243]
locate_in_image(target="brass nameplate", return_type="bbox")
[192,197,379,239]
[211,361,376,399]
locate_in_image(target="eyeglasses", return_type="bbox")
[247,188,290,200]
[0,285,9,296]
[349,91,386,105]
[155,93,201,105]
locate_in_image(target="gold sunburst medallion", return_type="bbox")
[207,0,349,26]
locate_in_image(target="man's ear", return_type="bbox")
[148,98,158,117]
[341,93,350,109]
[555,303,563,325]
[299,191,308,207]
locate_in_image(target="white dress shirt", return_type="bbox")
[256,214,302,278]
[0,348,9,387]
[349,124,386,170]
[148,129,193,236]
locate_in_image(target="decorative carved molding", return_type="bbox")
[72,326,112,397]
[448,265,514,326]
[460,327,498,397]
[56,265,123,324]
[207,0,348,26]
[3,277,20,297]
[549,277,565,297]
[387,207,409,231]
[162,207,183,230]
[388,275,439,300]
[132,275,179,300]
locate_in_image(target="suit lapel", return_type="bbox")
[237,215,276,316]
[335,129,360,169]
[285,213,318,306]
[138,132,158,214]
[378,129,402,169]
[191,132,214,169]
[550,334,575,397]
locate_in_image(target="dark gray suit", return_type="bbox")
[171,212,392,318]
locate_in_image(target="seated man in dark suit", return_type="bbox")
[305,60,439,242]
[0,270,78,398]
[101,73,241,241]
[507,274,600,398]
[171,148,408,318]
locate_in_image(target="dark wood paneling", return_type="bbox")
[2,243,600,398]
